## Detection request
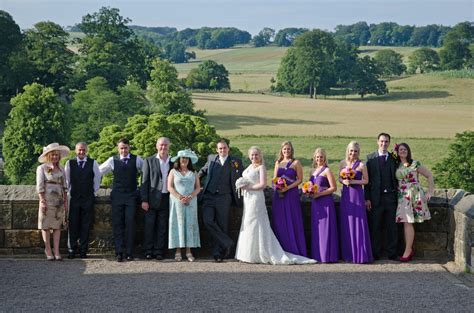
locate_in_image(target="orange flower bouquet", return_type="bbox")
[302,181,319,196]
[272,177,288,198]
[340,167,356,180]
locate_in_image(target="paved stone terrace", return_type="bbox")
[0,258,472,312]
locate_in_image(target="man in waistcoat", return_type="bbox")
[365,132,399,260]
[199,138,243,262]
[100,138,143,262]
[65,142,101,259]
[141,137,172,260]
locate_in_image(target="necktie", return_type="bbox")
[78,160,85,168]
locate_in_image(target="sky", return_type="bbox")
[1,0,472,34]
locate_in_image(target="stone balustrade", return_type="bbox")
[0,186,472,271]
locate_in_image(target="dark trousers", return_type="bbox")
[202,192,233,257]
[368,193,398,258]
[143,193,170,256]
[68,196,95,255]
[111,191,137,255]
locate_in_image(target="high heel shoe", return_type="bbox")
[399,250,414,262]
[175,253,182,262]
[44,249,54,261]
[54,254,63,261]
[186,253,195,262]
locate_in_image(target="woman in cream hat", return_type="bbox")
[168,149,201,262]
[36,143,70,260]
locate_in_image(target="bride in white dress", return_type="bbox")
[235,146,316,265]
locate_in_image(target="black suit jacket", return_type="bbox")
[364,151,398,207]
[198,154,243,206]
[140,155,172,209]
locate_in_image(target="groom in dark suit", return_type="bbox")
[199,138,243,262]
[141,137,172,260]
[365,132,399,260]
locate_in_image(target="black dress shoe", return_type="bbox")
[214,256,223,263]
[79,253,87,259]
[388,255,399,261]
[223,244,234,259]
[126,255,134,261]
[145,254,153,260]
[373,255,380,261]
[116,253,123,262]
[68,253,76,259]
[155,254,163,260]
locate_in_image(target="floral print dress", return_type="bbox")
[395,160,431,223]
[36,163,67,229]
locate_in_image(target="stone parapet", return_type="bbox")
[0,185,467,263]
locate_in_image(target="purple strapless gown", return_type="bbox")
[310,167,339,262]
[271,161,307,257]
[339,161,373,263]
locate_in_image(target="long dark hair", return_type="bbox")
[173,157,195,172]
[396,142,413,166]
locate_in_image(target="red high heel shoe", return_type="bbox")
[399,250,414,262]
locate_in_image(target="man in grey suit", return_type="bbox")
[141,137,172,260]
[199,138,243,262]
[365,132,399,260]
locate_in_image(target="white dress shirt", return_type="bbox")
[219,155,228,166]
[99,153,144,175]
[157,155,170,193]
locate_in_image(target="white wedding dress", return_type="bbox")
[235,165,316,265]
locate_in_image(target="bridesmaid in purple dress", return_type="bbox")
[310,148,339,262]
[271,141,307,257]
[339,141,373,264]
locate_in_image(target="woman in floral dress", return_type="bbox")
[36,143,70,261]
[395,143,434,262]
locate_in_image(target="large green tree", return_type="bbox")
[434,131,473,192]
[439,22,473,70]
[408,48,440,74]
[71,77,148,144]
[274,28,308,46]
[0,10,32,100]
[3,83,69,184]
[24,21,74,93]
[253,27,275,47]
[146,59,196,115]
[74,7,159,90]
[373,49,406,76]
[185,60,230,90]
[277,30,336,98]
[353,56,388,99]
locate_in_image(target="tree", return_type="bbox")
[74,7,159,90]
[434,131,473,192]
[24,21,74,93]
[185,60,230,90]
[369,22,398,46]
[439,22,473,70]
[408,48,440,74]
[0,10,32,100]
[146,59,196,115]
[353,56,388,98]
[70,77,148,144]
[373,49,406,76]
[274,28,308,47]
[3,83,69,184]
[253,27,275,47]
[163,40,195,63]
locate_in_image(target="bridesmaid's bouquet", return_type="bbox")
[272,177,287,198]
[302,181,318,196]
[340,167,356,180]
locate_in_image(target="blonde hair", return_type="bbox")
[345,141,361,162]
[248,146,264,165]
[46,151,62,164]
[312,147,327,167]
[277,141,294,162]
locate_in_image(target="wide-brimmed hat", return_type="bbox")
[38,143,70,163]
[171,149,198,164]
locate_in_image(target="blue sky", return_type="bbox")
[2,0,472,34]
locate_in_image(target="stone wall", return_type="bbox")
[0,186,470,265]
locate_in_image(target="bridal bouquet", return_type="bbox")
[302,181,318,196]
[272,177,287,198]
[340,167,356,180]
[235,177,252,198]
